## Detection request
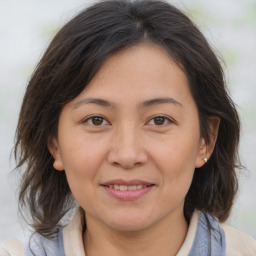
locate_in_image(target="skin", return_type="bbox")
[49,42,219,256]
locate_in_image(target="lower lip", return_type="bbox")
[101,185,155,200]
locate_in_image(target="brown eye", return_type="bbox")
[154,117,166,125]
[147,116,173,127]
[91,117,104,126]
[83,116,108,127]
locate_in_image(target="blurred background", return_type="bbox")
[0,0,255,243]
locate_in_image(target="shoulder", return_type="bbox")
[25,229,64,256]
[0,239,24,256]
[221,223,256,256]
[0,228,64,256]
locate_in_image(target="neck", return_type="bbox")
[83,209,188,256]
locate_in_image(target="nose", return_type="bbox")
[107,123,148,169]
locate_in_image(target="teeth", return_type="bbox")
[119,185,126,191]
[128,185,137,190]
[107,185,149,190]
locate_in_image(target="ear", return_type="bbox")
[195,116,220,168]
[47,137,64,171]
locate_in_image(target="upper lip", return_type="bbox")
[101,179,154,186]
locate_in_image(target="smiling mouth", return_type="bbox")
[102,184,154,191]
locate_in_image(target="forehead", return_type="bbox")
[76,43,190,101]
[96,42,177,78]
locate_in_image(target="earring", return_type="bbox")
[203,157,208,163]
[53,160,64,171]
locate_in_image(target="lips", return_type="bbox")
[101,179,154,189]
[101,179,155,200]
[104,184,151,191]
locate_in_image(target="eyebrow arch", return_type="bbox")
[73,98,114,109]
[140,97,183,108]
[73,97,183,109]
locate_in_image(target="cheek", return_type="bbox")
[154,143,196,208]
[59,139,106,208]
[150,136,199,190]
[59,132,108,173]
[58,136,109,205]
[153,140,199,171]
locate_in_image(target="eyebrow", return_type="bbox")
[73,97,183,109]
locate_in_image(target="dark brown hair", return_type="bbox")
[15,0,240,238]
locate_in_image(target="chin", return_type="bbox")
[108,222,151,232]
[103,213,155,232]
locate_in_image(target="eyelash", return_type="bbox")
[82,115,174,128]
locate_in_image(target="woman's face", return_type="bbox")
[50,43,208,232]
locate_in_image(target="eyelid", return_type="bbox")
[82,115,110,127]
[146,115,175,127]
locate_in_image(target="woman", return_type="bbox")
[1,0,255,255]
